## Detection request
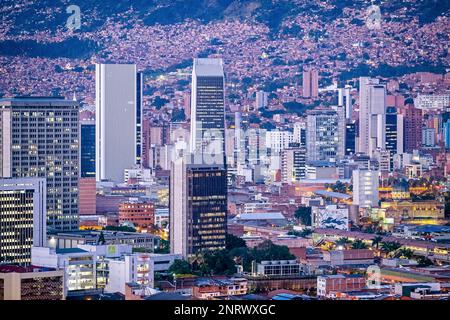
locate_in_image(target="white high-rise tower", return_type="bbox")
[96,63,137,183]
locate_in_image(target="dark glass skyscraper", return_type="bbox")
[170,160,227,257]
[345,121,356,155]
[386,107,398,155]
[80,120,95,178]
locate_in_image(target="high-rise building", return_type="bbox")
[302,69,319,98]
[80,120,95,178]
[190,58,226,166]
[399,104,423,153]
[338,86,352,119]
[281,147,307,183]
[306,108,345,162]
[96,63,137,183]
[352,170,379,208]
[0,97,79,231]
[136,72,144,165]
[170,159,227,258]
[345,121,356,156]
[385,107,404,169]
[444,121,450,149]
[0,178,46,265]
[255,91,268,109]
[357,77,387,157]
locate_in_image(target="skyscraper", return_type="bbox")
[345,120,356,156]
[170,59,228,257]
[281,147,307,183]
[357,77,387,157]
[96,63,137,183]
[136,71,144,165]
[190,58,226,166]
[385,107,404,169]
[170,159,227,258]
[306,108,345,162]
[399,104,423,153]
[338,86,352,119]
[0,178,46,265]
[80,120,95,178]
[0,97,79,231]
[302,69,319,99]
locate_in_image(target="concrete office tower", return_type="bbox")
[170,158,227,258]
[293,122,307,146]
[255,91,268,109]
[190,58,226,166]
[399,104,423,153]
[281,147,307,183]
[302,69,319,98]
[306,108,345,162]
[234,112,245,168]
[136,72,144,165]
[0,97,79,231]
[96,63,137,183]
[358,77,387,157]
[0,178,46,265]
[338,86,352,119]
[352,170,379,208]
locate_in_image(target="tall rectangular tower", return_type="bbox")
[357,77,386,156]
[170,158,227,258]
[0,97,78,231]
[0,178,46,265]
[190,58,226,166]
[306,108,345,162]
[96,63,137,183]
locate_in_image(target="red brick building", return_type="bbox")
[119,201,155,230]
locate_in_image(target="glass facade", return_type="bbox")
[0,188,34,264]
[187,165,227,254]
[80,123,95,178]
[0,99,79,231]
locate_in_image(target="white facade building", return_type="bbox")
[96,63,137,183]
[352,169,379,208]
[105,253,181,294]
[357,77,387,157]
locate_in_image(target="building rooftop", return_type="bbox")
[0,96,79,107]
[314,190,352,200]
[237,212,286,221]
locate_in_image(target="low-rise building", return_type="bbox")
[323,249,374,267]
[105,253,181,294]
[0,265,64,300]
[192,278,248,299]
[317,275,366,298]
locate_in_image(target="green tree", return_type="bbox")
[294,207,312,226]
[416,256,434,267]
[154,239,169,254]
[168,259,192,275]
[226,234,247,250]
[380,241,402,257]
[97,231,106,245]
[395,248,414,259]
[372,236,383,249]
[351,239,368,249]
[203,250,236,276]
[335,237,352,248]
[250,240,295,262]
